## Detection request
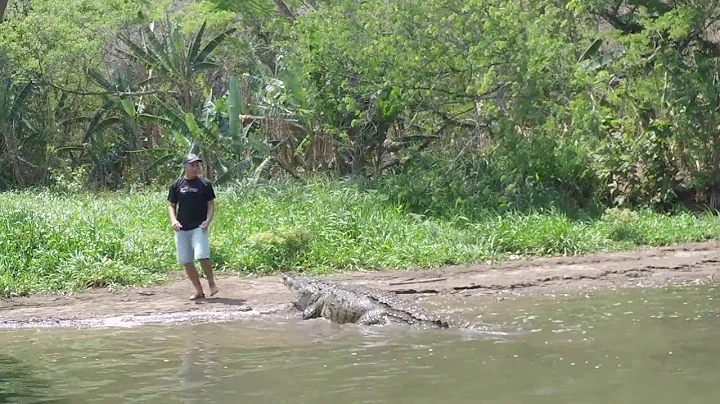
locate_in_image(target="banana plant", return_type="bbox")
[146,75,278,185]
[72,14,238,185]
[243,58,338,177]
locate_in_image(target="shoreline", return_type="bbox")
[1,241,718,330]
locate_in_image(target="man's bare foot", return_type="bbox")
[209,285,219,297]
[189,292,205,300]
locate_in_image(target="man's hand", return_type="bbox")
[199,220,210,231]
[168,202,182,231]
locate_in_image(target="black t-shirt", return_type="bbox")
[167,176,216,231]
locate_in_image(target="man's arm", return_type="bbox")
[168,183,182,231]
[201,180,216,229]
[168,202,178,221]
[206,200,214,224]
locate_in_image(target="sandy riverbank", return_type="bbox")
[1,241,718,329]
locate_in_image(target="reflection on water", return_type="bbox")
[2,284,719,403]
[0,353,68,403]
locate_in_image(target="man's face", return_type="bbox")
[184,161,200,177]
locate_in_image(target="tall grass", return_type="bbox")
[1,179,720,297]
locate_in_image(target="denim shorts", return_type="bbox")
[174,227,210,265]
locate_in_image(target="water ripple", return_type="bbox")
[2,284,720,403]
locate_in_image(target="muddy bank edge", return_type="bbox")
[1,241,719,329]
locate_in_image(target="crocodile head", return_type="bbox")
[280,272,312,291]
[280,272,324,310]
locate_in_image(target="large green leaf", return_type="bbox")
[184,112,201,137]
[186,20,208,72]
[140,20,177,77]
[228,76,241,137]
[193,27,237,66]
[85,68,116,92]
[116,36,162,70]
[120,99,136,118]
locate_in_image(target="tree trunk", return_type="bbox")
[0,126,26,189]
[0,0,9,22]
[273,0,295,21]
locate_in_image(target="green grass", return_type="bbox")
[1,179,720,297]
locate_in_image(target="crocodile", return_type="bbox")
[280,272,470,328]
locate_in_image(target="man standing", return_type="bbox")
[167,153,219,300]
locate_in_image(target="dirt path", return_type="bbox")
[2,241,719,329]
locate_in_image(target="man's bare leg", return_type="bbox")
[199,258,219,296]
[184,262,205,299]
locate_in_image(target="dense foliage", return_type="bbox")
[3,1,720,296]
[1,0,719,214]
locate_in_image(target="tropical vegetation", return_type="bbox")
[2,0,720,296]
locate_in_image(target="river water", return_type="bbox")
[1,283,719,403]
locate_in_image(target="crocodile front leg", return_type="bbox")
[302,296,325,320]
[357,309,390,326]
